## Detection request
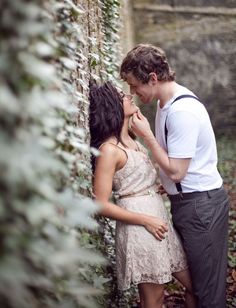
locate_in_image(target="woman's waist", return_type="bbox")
[113,184,159,200]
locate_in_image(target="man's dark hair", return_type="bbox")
[120,44,175,83]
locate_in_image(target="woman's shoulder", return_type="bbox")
[99,140,119,154]
[98,140,127,170]
[99,139,127,157]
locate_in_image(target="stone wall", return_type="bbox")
[134,0,236,7]
[130,0,236,135]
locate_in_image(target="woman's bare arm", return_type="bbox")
[93,144,168,240]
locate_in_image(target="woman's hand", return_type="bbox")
[143,215,168,241]
[158,184,167,195]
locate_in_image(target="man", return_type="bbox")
[120,44,229,308]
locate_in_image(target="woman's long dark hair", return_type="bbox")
[89,80,125,172]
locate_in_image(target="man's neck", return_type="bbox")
[158,81,180,108]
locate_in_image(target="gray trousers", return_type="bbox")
[169,186,229,308]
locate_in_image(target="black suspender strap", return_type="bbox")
[165,95,200,144]
[164,94,200,195]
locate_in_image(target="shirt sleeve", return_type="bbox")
[166,110,200,158]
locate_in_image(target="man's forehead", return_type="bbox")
[125,73,140,85]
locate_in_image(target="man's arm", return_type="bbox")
[131,110,191,182]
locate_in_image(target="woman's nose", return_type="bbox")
[126,94,133,99]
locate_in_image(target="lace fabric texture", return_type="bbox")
[113,142,187,290]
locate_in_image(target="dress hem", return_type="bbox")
[118,265,189,291]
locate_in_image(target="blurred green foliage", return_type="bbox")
[217,136,236,193]
[0,0,137,306]
[217,137,236,307]
[0,0,109,307]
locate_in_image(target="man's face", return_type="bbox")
[124,72,156,104]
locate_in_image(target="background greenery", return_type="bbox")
[0,0,112,307]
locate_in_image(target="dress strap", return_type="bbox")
[135,140,148,155]
[134,140,140,151]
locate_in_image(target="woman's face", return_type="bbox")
[120,91,139,117]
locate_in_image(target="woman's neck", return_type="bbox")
[120,117,138,150]
[121,118,131,141]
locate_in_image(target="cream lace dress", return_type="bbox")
[112,141,187,290]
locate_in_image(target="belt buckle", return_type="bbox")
[148,189,155,197]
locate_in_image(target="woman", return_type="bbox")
[89,81,196,308]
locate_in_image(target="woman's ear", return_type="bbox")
[148,72,158,85]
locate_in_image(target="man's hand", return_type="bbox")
[131,109,153,139]
[143,215,168,241]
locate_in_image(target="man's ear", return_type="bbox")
[148,72,158,85]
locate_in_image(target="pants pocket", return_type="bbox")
[172,200,205,233]
[194,198,217,230]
